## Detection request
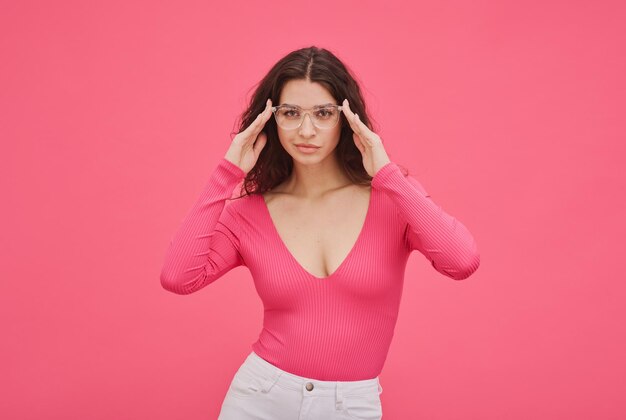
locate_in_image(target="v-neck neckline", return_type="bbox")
[257,186,375,280]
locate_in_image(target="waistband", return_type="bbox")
[240,350,383,408]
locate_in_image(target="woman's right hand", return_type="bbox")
[224,98,273,174]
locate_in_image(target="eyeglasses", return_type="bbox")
[271,104,343,130]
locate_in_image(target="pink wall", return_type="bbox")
[2,0,624,419]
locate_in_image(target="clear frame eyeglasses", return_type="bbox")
[271,104,343,130]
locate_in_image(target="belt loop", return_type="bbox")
[335,382,344,410]
[261,371,282,393]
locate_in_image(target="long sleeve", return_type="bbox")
[160,157,246,294]
[371,161,480,280]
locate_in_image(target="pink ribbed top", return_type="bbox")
[160,157,480,380]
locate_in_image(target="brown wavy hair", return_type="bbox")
[229,46,406,199]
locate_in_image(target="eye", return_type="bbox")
[315,108,334,118]
[279,108,300,117]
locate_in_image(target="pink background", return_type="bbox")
[2,0,625,419]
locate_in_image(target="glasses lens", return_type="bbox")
[275,107,339,129]
[314,107,339,128]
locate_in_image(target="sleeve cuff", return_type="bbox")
[371,161,401,189]
[218,157,246,179]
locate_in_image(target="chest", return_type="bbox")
[261,186,372,279]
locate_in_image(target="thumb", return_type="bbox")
[353,132,365,154]
[253,131,268,155]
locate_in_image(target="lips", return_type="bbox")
[295,144,320,148]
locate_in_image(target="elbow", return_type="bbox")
[160,274,182,294]
[454,252,481,281]
[160,273,194,295]
[160,267,215,295]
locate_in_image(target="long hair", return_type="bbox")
[229,46,406,199]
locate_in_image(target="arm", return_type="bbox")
[371,162,480,280]
[160,157,246,294]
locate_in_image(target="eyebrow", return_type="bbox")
[280,103,335,108]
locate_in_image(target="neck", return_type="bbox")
[283,154,352,199]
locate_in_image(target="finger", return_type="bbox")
[246,99,273,136]
[343,100,378,146]
[353,114,374,146]
[342,99,360,132]
[342,99,368,137]
[256,99,273,123]
[253,131,267,155]
[353,132,365,154]
[353,112,371,137]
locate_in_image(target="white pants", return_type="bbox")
[217,351,384,419]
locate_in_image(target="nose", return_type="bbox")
[298,113,316,136]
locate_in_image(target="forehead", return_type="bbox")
[279,79,335,107]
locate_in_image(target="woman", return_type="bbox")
[160,46,480,420]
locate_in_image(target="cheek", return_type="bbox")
[330,128,342,146]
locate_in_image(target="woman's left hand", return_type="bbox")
[341,99,391,177]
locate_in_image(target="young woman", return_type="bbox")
[160,46,480,420]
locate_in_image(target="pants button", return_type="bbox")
[305,382,314,391]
